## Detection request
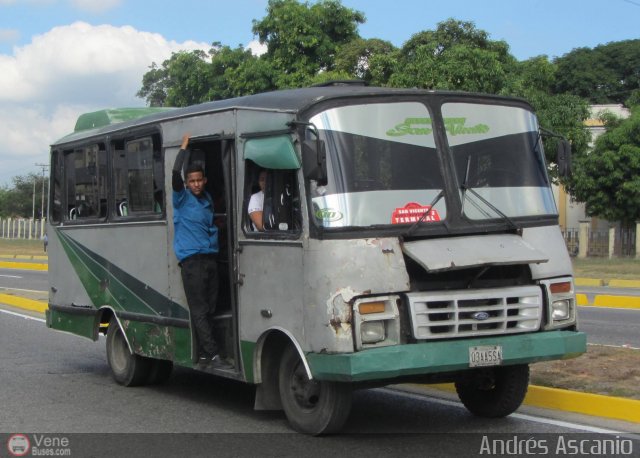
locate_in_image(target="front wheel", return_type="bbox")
[278,345,352,435]
[455,364,529,418]
[106,317,152,387]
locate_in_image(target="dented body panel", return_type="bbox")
[303,238,409,353]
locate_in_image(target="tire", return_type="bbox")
[278,345,352,435]
[146,359,173,385]
[105,318,152,387]
[455,364,529,418]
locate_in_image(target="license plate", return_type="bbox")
[469,345,503,367]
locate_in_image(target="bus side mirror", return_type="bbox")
[302,138,327,186]
[556,139,572,178]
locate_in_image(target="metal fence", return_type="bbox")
[562,228,579,257]
[616,225,636,257]
[563,225,637,258]
[0,217,47,240]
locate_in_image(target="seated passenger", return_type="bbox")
[248,169,267,231]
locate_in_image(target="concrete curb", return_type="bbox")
[427,383,640,424]
[0,294,48,313]
[577,293,640,309]
[0,261,47,271]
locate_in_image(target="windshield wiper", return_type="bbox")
[460,155,521,234]
[403,190,445,237]
[461,183,522,234]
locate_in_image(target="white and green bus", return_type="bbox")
[46,83,585,434]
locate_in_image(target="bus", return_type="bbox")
[46,83,586,434]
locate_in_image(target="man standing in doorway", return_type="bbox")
[172,133,225,368]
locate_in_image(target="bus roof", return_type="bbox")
[51,85,530,147]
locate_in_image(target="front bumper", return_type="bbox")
[306,330,586,382]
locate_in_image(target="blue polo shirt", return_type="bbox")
[173,188,219,262]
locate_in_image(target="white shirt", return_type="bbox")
[248,190,264,230]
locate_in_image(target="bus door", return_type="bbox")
[235,135,305,376]
[182,138,240,371]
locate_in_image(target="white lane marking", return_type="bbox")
[0,274,22,279]
[382,388,625,434]
[0,308,46,322]
[0,287,46,293]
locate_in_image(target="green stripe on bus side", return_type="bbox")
[55,228,188,319]
[240,340,256,383]
[46,308,97,340]
[306,330,586,382]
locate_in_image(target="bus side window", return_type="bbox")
[263,171,295,231]
[65,144,107,222]
[113,135,163,217]
[243,161,300,235]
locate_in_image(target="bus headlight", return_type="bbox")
[540,278,577,329]
[551,299,571,320]
[360,321,386,344]
[353,295,400,350]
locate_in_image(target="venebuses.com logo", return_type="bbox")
[6,433,72,456]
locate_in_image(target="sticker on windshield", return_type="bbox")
[315,208,343,223]
[392,202,441,224]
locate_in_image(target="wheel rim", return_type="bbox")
[110,328,129,373]
[289,359,321,410]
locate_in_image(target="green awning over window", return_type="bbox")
[244,135,301,170]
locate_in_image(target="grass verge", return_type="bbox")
[0,239,45,256]
[530,344,640,399]
[572,257,640,281]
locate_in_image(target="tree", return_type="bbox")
[333,38,397,85]
[137,45,276,107]
[388,19,515,93]
[0,174,48,219]
[137,49,216,107]
[501,56,591,176]
[252,0,365,87]
[571,106,640,227]
[554,39,640,104]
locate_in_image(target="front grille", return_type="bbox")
[407,285,542,340]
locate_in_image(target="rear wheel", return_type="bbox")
[278,345,352,435]
[106,318,152,387]
[455,364,529,418]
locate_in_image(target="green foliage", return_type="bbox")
[0,174,47,218]
[626,89,640,109]
[252,0,364,87]
[554,39,640,104]
[333,38,397,84]
[388,19,514,93]
[572,107,640,224]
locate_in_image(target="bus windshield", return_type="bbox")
[308,100,556,230]
[309,102,446,228]
[443,102,556,221]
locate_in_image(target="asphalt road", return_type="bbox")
[1,308,638,458]
[578,305,640,347]
[0,267,48,292]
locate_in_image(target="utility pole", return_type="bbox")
[35,163,49,223]
[32,178,36,221]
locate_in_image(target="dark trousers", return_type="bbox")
[180,254,219,357]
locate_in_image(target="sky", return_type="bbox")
[0,0,638,187]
